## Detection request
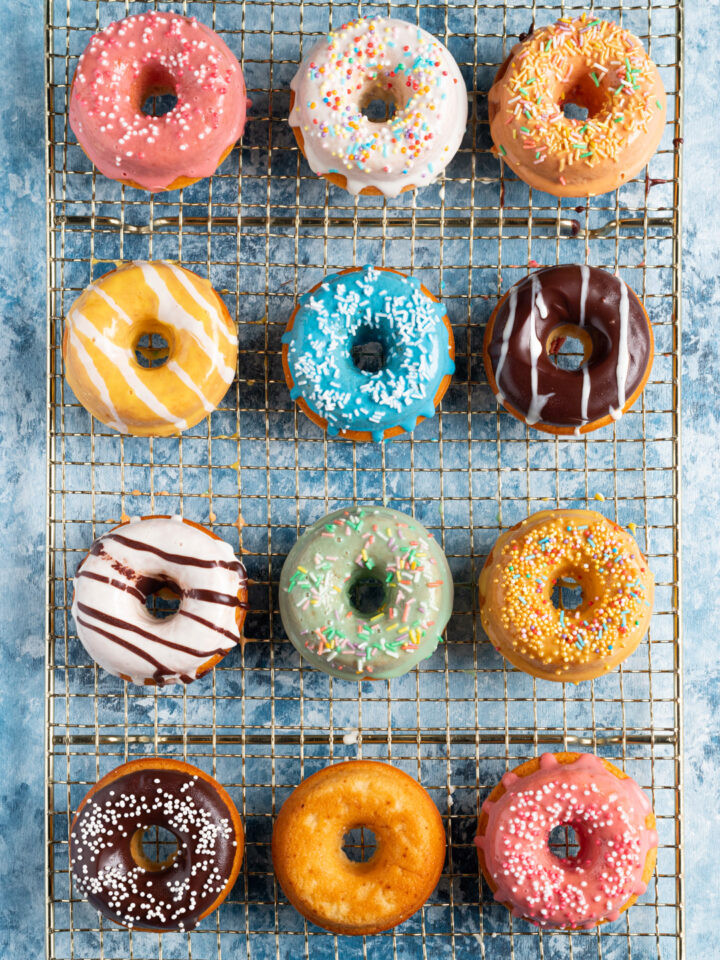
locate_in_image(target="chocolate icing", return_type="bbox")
[486,265,652,430]
[71,763,240,931]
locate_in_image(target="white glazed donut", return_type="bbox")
[289,16,468,197]
[72,515,248,685]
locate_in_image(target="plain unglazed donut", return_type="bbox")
[71,757,244,932]
[475,752,658,929]
[272,760,446,934]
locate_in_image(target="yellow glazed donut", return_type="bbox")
[63,261,237,436]
[478,509,654,682]
[272,760,446,935]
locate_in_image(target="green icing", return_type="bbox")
[279,506,453,681]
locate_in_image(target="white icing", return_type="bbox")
[493,284,517,403]
[72,517,245,685]
[289,17,468,197]
[525,276,553,425]
[610,277,630,420]
[68,308,188,430]
[67,328,126,433]
[136,262,236,382]
[579,264,590,327]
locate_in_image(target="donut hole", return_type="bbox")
[134,332,170,369]
[359,81,399,124]
[548,823,581,861]
[562,101,589,122]
[551,576,584,611]
[137,64,179,117]
[131,825,179,871]
[351,334,386,374]
[142,92,179,117]
[142,577,182,620]
[342,826,377,863]
[348,572,387,617]
[546,324,593,372]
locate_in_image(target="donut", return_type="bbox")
[475,752,658,929]
[69,12,248,192]
[72,515,248,686]
[279,505,453,680]
[483,265,653,435]
[71,757,244,931]
[478,509,654,683]
[489,15,666,197]
[281,266,455,442]
[63,261,238,436]
[272,760,446,934]
[289,16,468,197]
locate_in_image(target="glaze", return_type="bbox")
[478,509,654,683]
[71,758,244,931]
[476,753,658,929]
[70,12,247,191]
[289,16,468,196]
[63,261,238,436]
[282,266,454,442]
[72,516,248,685]
[484,264,653,434]
[279,506,453,680]
[489,15,666,197]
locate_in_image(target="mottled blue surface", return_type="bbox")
[0,3,716,960]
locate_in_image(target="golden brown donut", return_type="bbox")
[272,760,446,934]
[479,509,654,682]
[70,757,244,932]
[476,753,658,929]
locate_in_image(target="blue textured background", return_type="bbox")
[0,1,716,957]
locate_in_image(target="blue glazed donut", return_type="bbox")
[281,266,455,442]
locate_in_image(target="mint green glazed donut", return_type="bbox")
[279,506,453,680]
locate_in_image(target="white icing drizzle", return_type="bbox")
[579,264,590,327]
[610,277,630,420]
[164,262,237,349]
[494,284,518,403]
[72,516,246,685]
[67,328,126,432]
[68,308,188,430]
[136,262,236,382]
[525,276,552,425]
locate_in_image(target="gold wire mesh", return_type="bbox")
[44,0,684,957]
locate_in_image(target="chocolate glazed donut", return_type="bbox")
[71,758,244,932]
[483,265,653,435]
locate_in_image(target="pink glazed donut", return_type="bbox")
[69,12,248,192]
[475,753,658,929]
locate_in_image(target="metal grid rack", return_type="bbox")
[44,0,684,957]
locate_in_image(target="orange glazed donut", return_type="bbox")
[63,261,237,436]
[489,15,666,197]
[71,757,244,932]
[272,760,446,934]
[475,753,658,929]
[479,509,654,682]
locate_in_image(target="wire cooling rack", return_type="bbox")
[44,0,684,957]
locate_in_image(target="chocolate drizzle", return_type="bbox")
[71,762,241,931]
[485,265,652,430]
[73,517,249,686]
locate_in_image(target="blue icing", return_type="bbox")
[282,265,454,442]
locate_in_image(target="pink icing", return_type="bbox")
[69,12,247,192]
[475,753,658,929]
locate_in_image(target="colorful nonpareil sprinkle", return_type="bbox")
[289,16,468,196]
